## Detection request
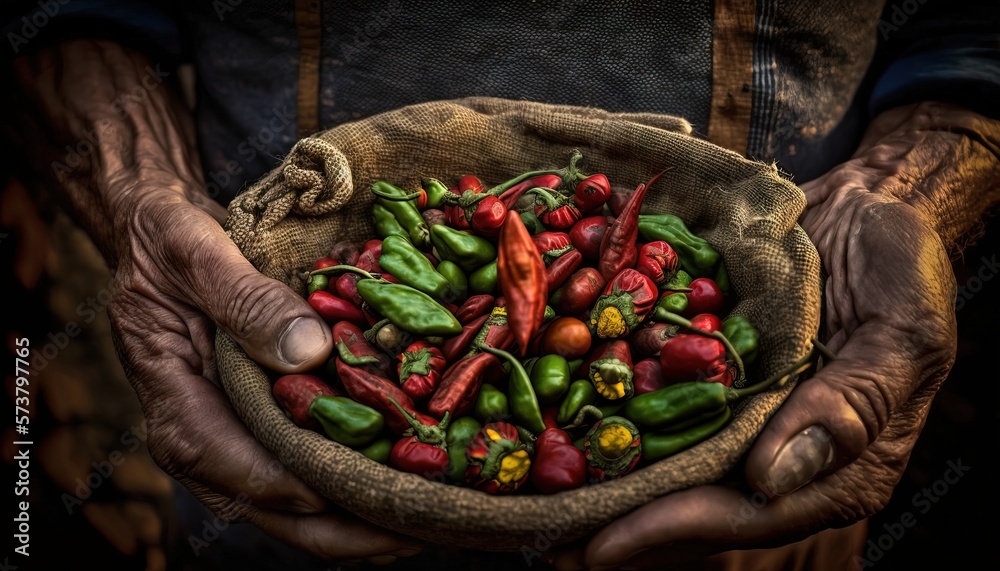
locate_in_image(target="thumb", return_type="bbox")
[177,224,332,373]
[744,324,925,497]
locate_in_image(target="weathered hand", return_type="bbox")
[105,183,423,563]
[555,105,969,570]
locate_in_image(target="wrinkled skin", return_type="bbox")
[551,103,992,570]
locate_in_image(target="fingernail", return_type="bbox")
[277,317,327,367]
[765,425,835,496]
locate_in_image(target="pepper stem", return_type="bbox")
[370,186,423,201]
[562,404,603,430]
[308,264,378,280]
[653,307,746,383]
[812,338,838,362]
[524,187,565,210]
[336,341,381,367]
[480,345,530,380]
[484,168,564,196]
[387,397,448,445]
[728,350,813,400]
[363,318,392,344]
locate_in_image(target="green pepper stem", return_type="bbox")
[484,168,564,196]
[336,341,381,367]
[308,264,379,280]
[812,338,838,362]
[387,397,448,444]
[653,308,746,383]
[728,350,814,400]
[524,187,565,210]
[371,186,423,201]
[480,346,530,379]
[561,404,603,430]
[363,318,392,344]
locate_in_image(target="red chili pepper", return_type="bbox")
[470,195,507,238]
[397,340,447,400]
[530,187,582,230]
[498,213,548,353]
[427,352,500,419]
[415,188,429,210]
[531,428,587,494]
[659,333,731,385]
[588,269,659,339]
[581,340,634,400]
[387,398,451,479]
[355,247,382,273]
[629,322,678,357]
[684,278,726,316]
[688,313,723,333]
[468,302,515,356]
[332,321,392,375]
[574,173,611,214]
[598,171,663,281]
[362,239,383,257]
[329,241,360,266]
[549,267,606,317]
[569,215,612,261]
[458,174,486,195]
[422,208,448,228]
[465,422,532,494]
[308,291,367,326]
[542,406,561,431]
[442,313,489,362]
[272,374,339,429]
[313,257,339,270]
[546,249,583,291]
[635,241,680,286]
[531,232,574,265]
[453,294,495,325]
[500,174,562,209]
[632,358,668,395]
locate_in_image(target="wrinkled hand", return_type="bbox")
[106,182,422,563]
[554,134,959,570]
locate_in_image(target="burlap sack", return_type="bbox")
[217,97,821,551]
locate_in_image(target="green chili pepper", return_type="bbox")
[638,214,720,277]
[530,354,572,405]
[379,235,452,298]
[481,346,546,436]
[623,381,732,431]
[307,274,328,294]
[715,262,731,296]
[722,315,759,366]
[422,178,452,209]
[373,181,430,249]
[372,202,409,241]
[474,383,510,423]
[520,209,546,234]
[430,225,497,273]
[557,380,597,425]
[357,278,462,336]
[656,292,688,314]
[468,259,498,295]
[445,416,483,483]
[641,407,732,462]
[663,269,692,291]
[308,396,384,448]
[357,438,393,464]
[436,260,468,302]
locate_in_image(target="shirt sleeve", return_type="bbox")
[868,0,1000,119]
[3,0,183,62]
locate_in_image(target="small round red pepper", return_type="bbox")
[530,428,587,494]
[388,399,451,479]
[396,340,447,400]
[569,215,612,261]
[470,195,507,239]
[635,241,680,286]
[573,173,611,215]
[659,333,732,385]
[632,358,668,395]
[684,278,726,316]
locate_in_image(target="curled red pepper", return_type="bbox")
[545,249,583,291]
[397,340,447,400]
[442,313,489,362]
[427,351,500,420]
[531,232,574,265]
[573,173,611,214]
[453,294,495,325]
[530,187,582,230]
[500,174,562,209]
[498,213,548,353]
[635,241,680,286]
[598,171,663,281]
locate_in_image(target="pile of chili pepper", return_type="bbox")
[271,151,780,495]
